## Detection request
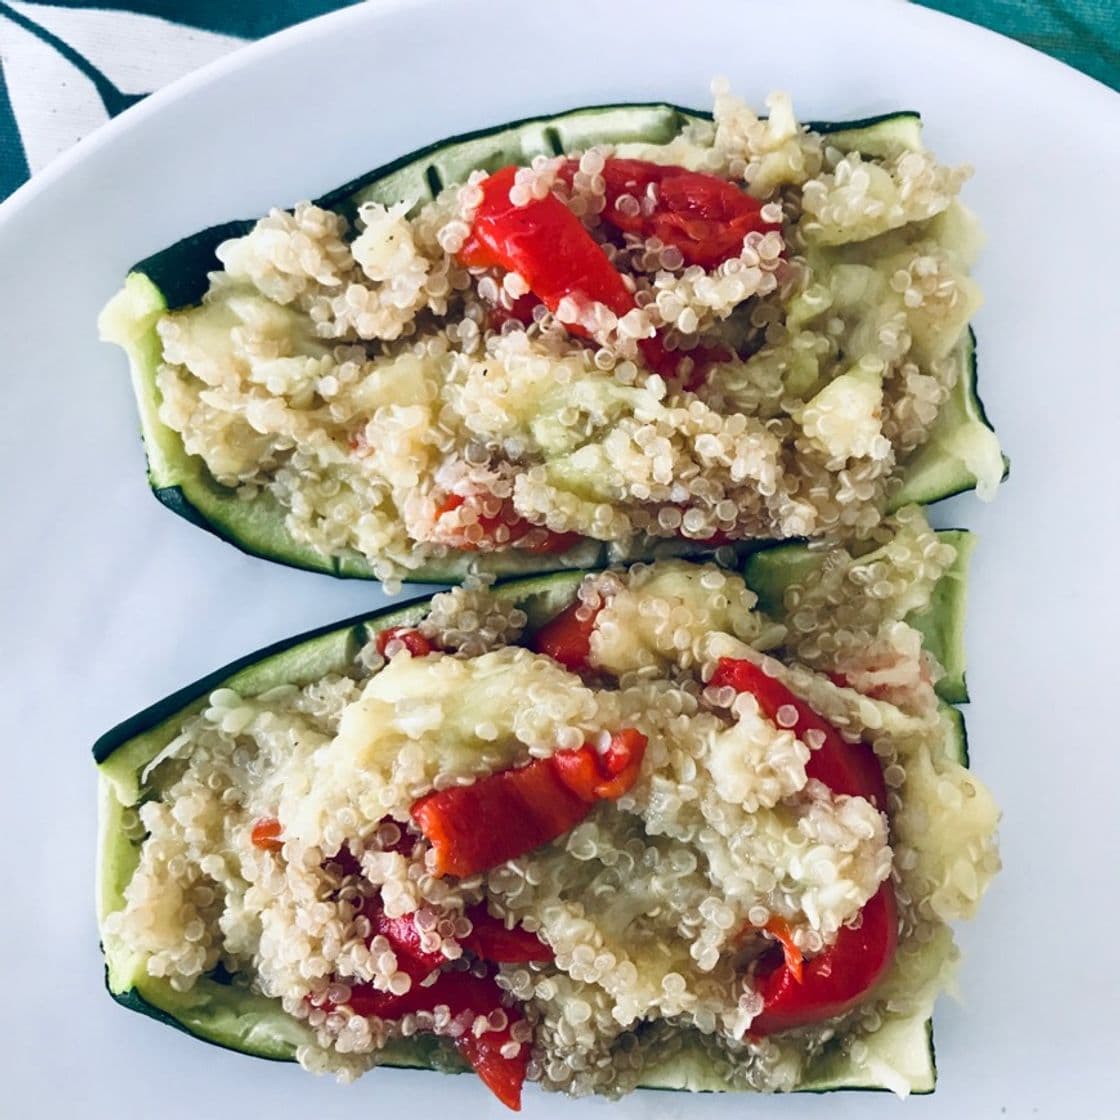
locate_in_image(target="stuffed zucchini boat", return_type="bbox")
[99,86,1006,586]
[96,506,999,1108]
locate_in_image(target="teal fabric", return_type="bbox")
[918,1,1120,90]
[0,59,30,199]
[0,0,1116,204]
[15,0,359,38]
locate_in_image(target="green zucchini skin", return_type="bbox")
[106,985,291,1063]
[744,527,974,704]
[890,329,1010,510]
[92,617,370,766]
[96,541,972,1094]
[102,103,1004,583]
[131,105,921,306]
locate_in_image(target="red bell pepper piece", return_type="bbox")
[338,982,418,1020]
[711,658,897,1032]
[462,904,554,964]
[344,970,529,1110]
[487,292,541,331]
[348,900,539,1108]
[411,731,647,877]
[362,899,445,982]
[710,658,888,810]
[375,627,433,658]
[750,882,898,1035]
[459,160,776,386]
[250,817,283,852]
[551,729,647,802]
[459,166,640,328]
[412,756,592,877]
[458,166,681,377]
[529,600,602,671]
[586,158,781,270]
[456,1010,530,1112]
[366,894,552,968]
[434,493,581,555]
[324,820,417,884]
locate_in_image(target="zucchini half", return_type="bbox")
[96,533,975,1095]
[99,103,1006,582]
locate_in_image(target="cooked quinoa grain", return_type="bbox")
[101,508,999,1098]
[148,88,991,583]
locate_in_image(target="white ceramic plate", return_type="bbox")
[2,0,1117,1115]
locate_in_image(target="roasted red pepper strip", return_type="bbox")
[711,657,896,1032]
[552,729,648,802]
[457,1010,530,1112]
[750,882,898,1035]
[412,757,592,877]
[548,746,610,802]
[375,627,433,658]
[529,600,602,671]
[250,817,283,852]
[460,161,772,385]
[462,905,554,964]
[434,493,581,555]
[366,895,552,968]
[348,900,535,1108]
[344,970,529,1110]
[566,158,781,270]
[710,658,888,810]
[411,730,647,877]
[362,899,445,982]
[487,292,541,331]
[460,166,638,326]
[325,821,416,881]
[459,166,679,376]
[601,727,647,789]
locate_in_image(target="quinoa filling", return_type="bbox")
[101,507,1000,1105]
[147,85,996,586]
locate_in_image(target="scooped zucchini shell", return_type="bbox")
[99,103,1006,582]
[96,533,975,1093]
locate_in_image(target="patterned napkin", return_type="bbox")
[0,0,1116,203]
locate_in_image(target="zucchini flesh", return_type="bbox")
[96,545,973,1094]
[99,104,1004,582]
[745,528,974,704]
[98,274,607,583]
[891,330,1009,509]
